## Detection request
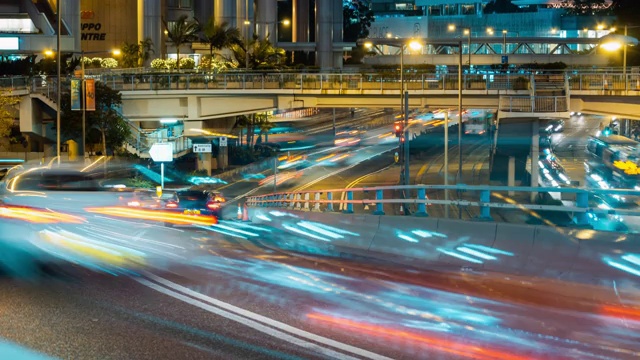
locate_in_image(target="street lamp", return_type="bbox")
[276,19,291,43]
[463,28,471,68]
[601,28,639,93]
[244,20,251,69]
[78,48,120,159]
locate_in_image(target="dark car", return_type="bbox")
[164,190,225,222]
[544,119,564,133]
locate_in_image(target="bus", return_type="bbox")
[585,134,640,190]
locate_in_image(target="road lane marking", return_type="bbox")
[416,164,427,177]
[137,278,359,359]
[339,163,395,211]
[140,272,392,360]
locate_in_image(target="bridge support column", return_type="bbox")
[415,188,428,217]
[196,152,212,176]
[530,119,539,202]
[508,156,515,196]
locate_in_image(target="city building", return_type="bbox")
[1,0,345,69]
[365,0,617,65]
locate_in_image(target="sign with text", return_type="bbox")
[81,23,106,41]
[193,144,212,153]
[85,79,96,111]
[70,79,81,111]
[501,55,508,64]
[219,137,228,147]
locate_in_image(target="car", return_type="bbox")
[545,119,564,133]
[163,190,225,225]
[124,190,163,209]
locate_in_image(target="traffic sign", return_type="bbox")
[149,143,173,162]
[219,137,228,147]
[501,55,508,64]
[193,143,212,153]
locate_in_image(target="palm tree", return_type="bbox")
[202,18,241,66]
[230,36,285,69]
[162,15,200,70]
[138,37,155,67]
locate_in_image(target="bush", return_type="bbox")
[165,58,177,70]
[91,57,102,68]
[513,76,529,90]
[150,58,165,70]
[179,57,195,69]
[101,57,118,68]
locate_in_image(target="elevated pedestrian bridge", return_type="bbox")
[96,72,640,120]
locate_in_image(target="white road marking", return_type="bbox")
[140,272,392,360]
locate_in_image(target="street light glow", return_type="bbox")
[364,41,373,49]
[44,50,53,57]
[597,24,605,30]
[112,49,121,56]
[486,27,494,35]
[502,29,507,34]
[601,41,623,51]
[551,28,557,34]
[244,20,250,26]
[408,40,422,51]
[463,29,470,35]
[386,33,392,38]
[448,24,456,32]
[282,19,291,26]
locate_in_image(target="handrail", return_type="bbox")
[4,72,640,95]
[246,184,640,227]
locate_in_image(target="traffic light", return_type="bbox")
[395,123,403,137]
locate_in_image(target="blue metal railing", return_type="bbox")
[246,184,640,226]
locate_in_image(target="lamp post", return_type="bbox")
[463,28,471,68]
[364,39,422,187]
[244,20,250,69]
[78,49,120,159]
[276,19,291,44]
[600,29,640,94]
[502,30,507,54]
[56,0,61,165]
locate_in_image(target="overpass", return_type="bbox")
[93,71,640,122]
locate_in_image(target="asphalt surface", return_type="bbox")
[2,113,639,359]
[1,212,640,359]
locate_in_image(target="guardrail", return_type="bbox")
[0,76,31,92]
[499,96,568,113]
[246,184,640,226]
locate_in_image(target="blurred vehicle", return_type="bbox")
[125,190,163,208]
[588,194,629,232]
[335,127,364,146]
[544,119,564,133]
[164,190,224,226]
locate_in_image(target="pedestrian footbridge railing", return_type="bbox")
[499,96,568,113]
[246,184,640,227]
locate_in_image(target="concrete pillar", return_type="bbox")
[197,152,213,175]
[293,0,310,43]
[508,156,515,196]
[530,119,539,202]
[215,0,237,27]
[315,0,333,69]
[332,0,343,68]
[61,0,80,52]
[217,143,228,170]
[142,0,163,59]
[255,0,277,43]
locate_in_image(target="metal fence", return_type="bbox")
[246,184,640,226]
[499,96,568,113]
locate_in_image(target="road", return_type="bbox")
[1,209,639,359]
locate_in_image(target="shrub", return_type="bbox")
[179,57,195,69]
[150,58,166,70]
[101,57,118,68]
[91,57,102,68]
[164,58,177,70]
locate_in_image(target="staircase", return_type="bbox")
[532,73,566,97]
[32,0,69,35]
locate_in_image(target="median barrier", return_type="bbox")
[246,207,640,284]
[433,219,498,268]
[523,226,580,279]
[368,216,448,265]
[483,223,535,275]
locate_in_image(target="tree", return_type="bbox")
[121,41,140,68]
[562,0,609,15]
[201,18,241,66]
[230,36,285,69]
[484,0,520,14]
[343,0,374,42]
[163,15,200,70]
[137,37,155,67]
[58,81,131,155]
[0,93,19,150]
[254,113,274,143]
